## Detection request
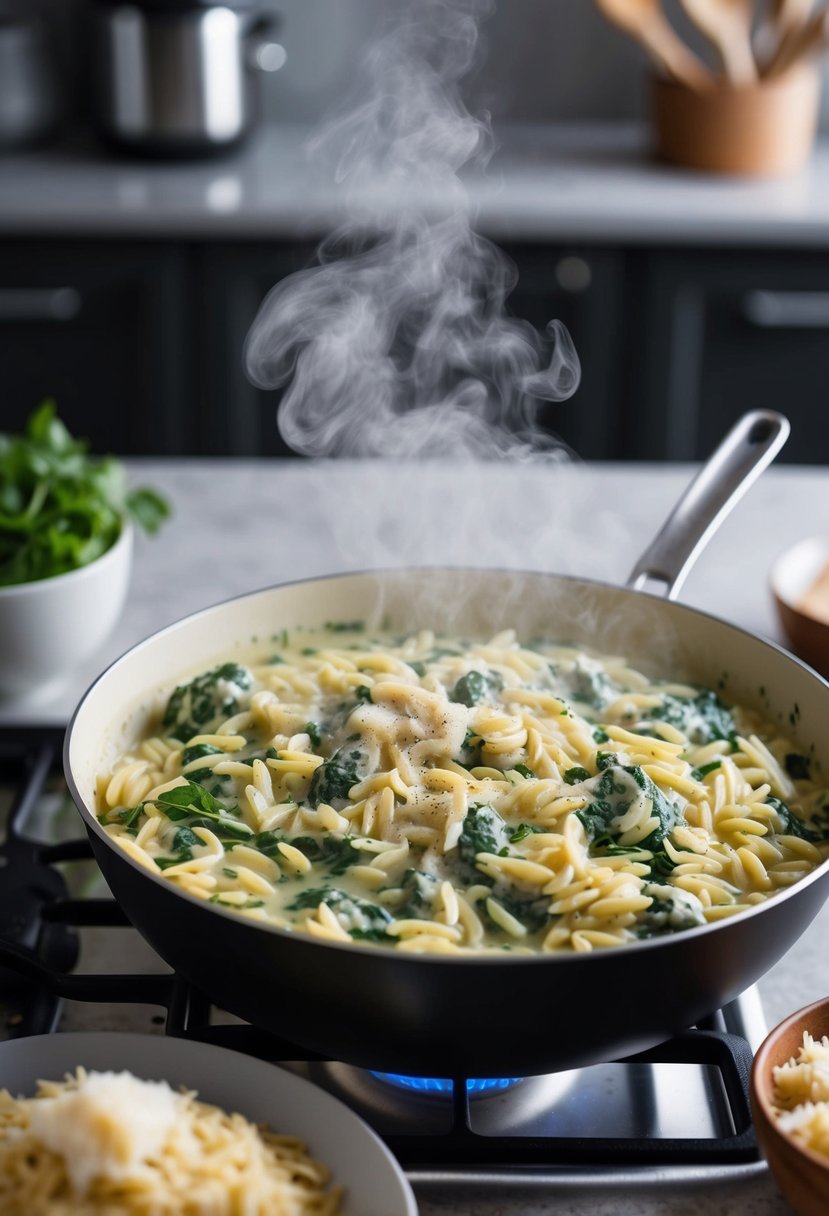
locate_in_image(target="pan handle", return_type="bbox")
[627,410,790,601]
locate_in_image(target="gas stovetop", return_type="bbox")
[0,725,768,1194]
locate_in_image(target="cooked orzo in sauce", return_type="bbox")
[96,625,829,954]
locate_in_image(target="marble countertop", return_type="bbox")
[4,455,829,1215]
[5,123,829,245]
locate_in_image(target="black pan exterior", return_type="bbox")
[86,826,829,1077]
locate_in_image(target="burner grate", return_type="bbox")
[0,726,768,1188]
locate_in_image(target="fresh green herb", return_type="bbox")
[304,721,322,748]
[508,823,544,843]
[150,780,253,842]
[163,663,253,742]
[116,804,144,834]
[691,760,722,781]
[222,867,238,879]
[209,895,264,910]
[593,727,610,743]
[354,685,373,705]
[0,400,170,587]
[512,763,536,779]
[450,670,503,707]
[324,620,365,632]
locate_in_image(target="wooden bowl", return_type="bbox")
[651,65,821,176]
[770,536,829,679]
[751,997,829,1216]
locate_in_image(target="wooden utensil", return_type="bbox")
[770,0,815,40]
[678,0,758,84]
[766,3,829,75]
[757,0,813,67]
[594,0,714,89]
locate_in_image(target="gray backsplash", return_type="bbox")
[263,0,829,128]
[9,0,829,133]
[263,0,647,125]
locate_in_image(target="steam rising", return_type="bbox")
[245,0,580,460]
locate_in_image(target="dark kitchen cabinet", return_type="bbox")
[503,245,628,459]
[199,241,628,460]
[198,242,316,457]
[633,249,829,463]
[0,240,190,455]
[3,235,829,463]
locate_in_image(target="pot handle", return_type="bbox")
[627,410,790,601]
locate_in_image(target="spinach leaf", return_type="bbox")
[457,805,512,865]
[450,669,503,707]
[455,727,482,770]
[163,662,253,742]
[0,400,169,587]
[286,886,392,940]
[645,690,736,746]
[483,890,551,935]
[509,822,545,843]
[576,764,685,869]
[398,868,439,916]
[564,660,614,710]
[307,747,362,807]
[691,760,722,780]
[252,831,361,876]
[766,795,829,843]
[289,834,362,874]
[304,721,322,748]
[151,780,253,842]
[181,742,223,783]
[563,766,591,785]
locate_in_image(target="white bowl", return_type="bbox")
[0,522,133,702]
[0,1032,418,1216]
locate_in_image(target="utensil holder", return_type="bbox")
[651,64,821,176]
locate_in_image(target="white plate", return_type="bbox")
[0,1032,418,1216]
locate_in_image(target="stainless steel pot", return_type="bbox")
[61,411,829,1078]
[91,0,285,156]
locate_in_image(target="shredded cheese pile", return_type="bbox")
[0,1068,342,1216]
[773,1031,829,1158]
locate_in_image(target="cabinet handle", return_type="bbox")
[0,288,82,322]
[741,290,829,329]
